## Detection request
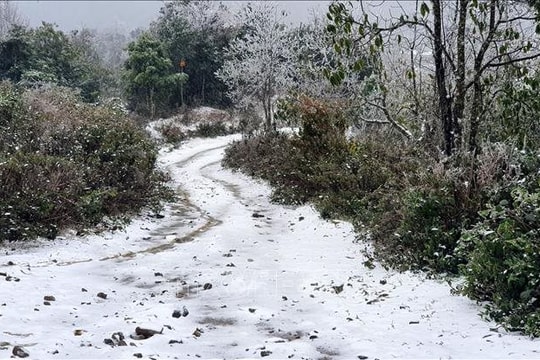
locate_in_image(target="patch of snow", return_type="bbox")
[1,135,539,359]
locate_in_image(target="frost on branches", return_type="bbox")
[216,2,293,130]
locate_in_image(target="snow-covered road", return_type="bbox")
[1,136,539,359]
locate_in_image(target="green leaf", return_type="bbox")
[420,2,430,17]
[344,21,352,34]
[353,59,364,72]
[374,35,383,48]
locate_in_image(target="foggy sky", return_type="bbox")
[13,1,331,32]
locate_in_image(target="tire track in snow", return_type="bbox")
[18,145,229,268]
[93,146,230,262]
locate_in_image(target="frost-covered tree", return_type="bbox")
[216,2,292,130]
[288,15,371,100]
[0,1,25,40]
[327,1,540,155]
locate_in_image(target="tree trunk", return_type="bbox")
[201,76,205,104]
[469,0,497,153]
[149,87,155,119]
[262,79,272,131]
[432,0,455,156]
[452,0,468,151]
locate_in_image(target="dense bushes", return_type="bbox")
[0,82,170,242]
[459,154,540,336]
[223,94,540,335]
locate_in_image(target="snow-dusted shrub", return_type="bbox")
[157,122,186,145]
[192,121,231,138]
[0,83,170,242]
[459,152,540,336]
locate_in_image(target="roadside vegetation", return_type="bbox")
[2,0,540,337]
[0,1,235,242]
[220,1,540,336]
[0,82,172,242]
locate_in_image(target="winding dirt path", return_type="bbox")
[1,136,539,360]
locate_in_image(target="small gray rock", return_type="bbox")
[12,346,29,358]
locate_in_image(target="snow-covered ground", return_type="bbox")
[1,135,539,359]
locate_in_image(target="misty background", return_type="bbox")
[14,1,331,31]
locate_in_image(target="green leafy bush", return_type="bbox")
[157,122,186,145]
[459,155,540,336]
[192,121,231,138]
[392,186,466,273]
[0,83,171,242]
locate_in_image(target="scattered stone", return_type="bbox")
[12,346,29,358]
[358,356,369,360]
[252,212,265,218]
[282,296,288,301]
[74,329,84,336]
[409,321,420,325]
[135,327,163,339]
[247,258,254,262]
[0,272,6,277]
[223,253,233,257]
[133,353,143,358]
[248,308,256,313]
[97,292,108,300]
[44,295,56,302]
[154,272,163,277]
[298,216,305,221]
[172,310,182,318]
[226,263,236,267]
[380,279,387,285]
[261,350,272,357]
[182,306,189,317]
[168,339,183,345]
[7,261,14,266]
[332,284,344,294]
[81,288,88,292]
[309,335,318,340]
[104,338,115,346]
[43,301,51,306]
[112,332,126,346]
[192,328,204,337]
[203,283,212,290]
